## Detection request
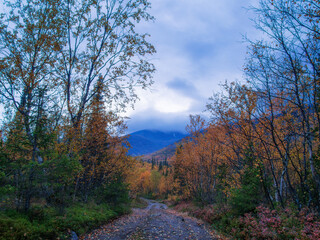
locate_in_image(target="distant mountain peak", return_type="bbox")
[126,129,187,157]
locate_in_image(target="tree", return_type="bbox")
[230,146,265,215]
[0,0,65,164]
[245,0,320,207]
[171,116,232,203]
[76,78,129,201]
[203,0,320,209]
[57,0,156,131]
[0,0,156,212]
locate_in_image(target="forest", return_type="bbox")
[1,0,320,239]
[0,0,154,238]
[129,0,320,239]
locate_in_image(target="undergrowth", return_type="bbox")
[173,201,320,240]
[0,202,127,240]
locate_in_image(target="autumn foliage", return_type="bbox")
[0,0,155,238]
[165,0,320,206]
[2,0,320,239]
[151,0,320,238]
[127,3,320,238]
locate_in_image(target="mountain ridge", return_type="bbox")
[127,129,187,157]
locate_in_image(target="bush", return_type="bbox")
[173,201,233,230]
[0,210,57,240]
[172,201,320,240]
[231,205,320,240]
[230,166,263,216]
[96,176,130,206]
[0,203,118,240]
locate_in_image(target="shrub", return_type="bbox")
[231,205,320,240]
[230,166,263,216]
[96,176,130,206]
[0,202,118,240]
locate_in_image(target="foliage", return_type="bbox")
[126,158,172,199]
[230,166,263,215]
[230,147,265,215]
[0,0,155,238]
[172,201,320,240]
[95,175,130,206]
[3,0,320,238]
[165,0,320,211]
[159,1,320,239]
[0,203,117,240]
[231,206,320,240]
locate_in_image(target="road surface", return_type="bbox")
[80,198,219,240]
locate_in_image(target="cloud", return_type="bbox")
[126,110,190,134]
[183,41,216,62]
[125,0,260,133]
[166,78,201,99]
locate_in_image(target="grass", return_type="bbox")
[131,197,148,209]
[0,202,120,240]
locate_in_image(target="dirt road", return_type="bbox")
[80,199,217,240]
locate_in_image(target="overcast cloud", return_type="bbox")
[125,0,259,133]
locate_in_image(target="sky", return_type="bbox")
[125,0,259,134]
[0,0,259,133]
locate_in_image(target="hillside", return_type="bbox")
[140,142,179,162]
[127,130,187,157]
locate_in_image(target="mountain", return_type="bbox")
[127,130,187,157]
[140,141,179,162]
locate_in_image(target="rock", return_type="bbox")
[70,231,78,240]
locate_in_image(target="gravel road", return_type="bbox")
[80,198,218,240]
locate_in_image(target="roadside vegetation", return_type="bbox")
[0,0,154,239]
[0,202,122,240]
[133,1,320,239]
[2,0,320,239]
